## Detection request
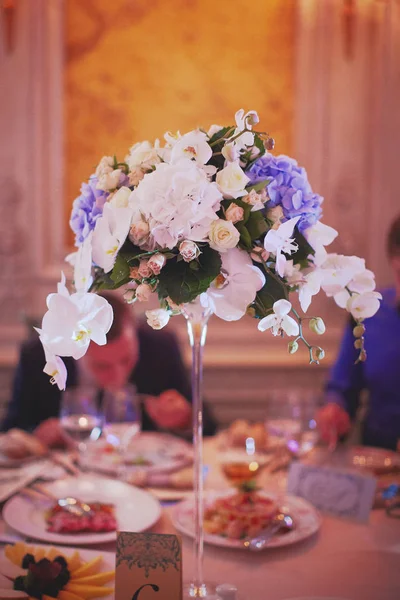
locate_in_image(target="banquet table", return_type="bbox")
[1,438,400,600]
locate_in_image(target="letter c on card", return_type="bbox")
[132,584,160,600]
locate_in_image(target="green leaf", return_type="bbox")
[157,246,222,304]
[236,222,252,250]
[110,254,131,285]
[246,179,271,194]
[246,210,269,240]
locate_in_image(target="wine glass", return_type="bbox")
[60,386,104,454]
[102,384,142,476]
[219,434,266,487]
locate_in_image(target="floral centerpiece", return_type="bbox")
[36,108,381,597]
[37,108,380,389]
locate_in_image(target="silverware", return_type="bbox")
[243,512,295,551]
[22,484,93,517]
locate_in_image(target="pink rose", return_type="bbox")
[179,240,200,263]
[148,253,166,275]
[225,203,244,224]
[138,259,152,278]
[136,283,152,302]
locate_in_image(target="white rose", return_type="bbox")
[138,259,152,279]
[96,169,122,191]
[225,203,244,224]
[125,141,161,171]
[129,220,150,247]
[209,219,240,252]
[148,253,166,275]
[216,162,250,199]
[110,186,131,208]
[95,156,114,179]
[179,240,200,262]
[145,308,170,330]
[136,283,153,302]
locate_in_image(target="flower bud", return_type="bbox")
[309,317,326,335]
[123,289,136,304]
[359,349,367,362]
[136,283,152,302]
[148,253,166,275]
[264,137,275,151]
[353,324,365,338]
[245,111,259,126]
[138,259,152,279]
[288,340,299,354]
[354,338,363,350]
[315,347,325,360]
[129,266,140,280]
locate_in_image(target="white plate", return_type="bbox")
[84,432,193,476]
[349,446,400,474]
[0,543,115,598]
[3,474,161,545]
[172,490,321,550]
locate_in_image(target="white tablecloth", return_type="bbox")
[1,440,400,600]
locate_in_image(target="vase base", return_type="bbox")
[183,581,216,598]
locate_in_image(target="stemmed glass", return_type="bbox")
[102,384,142,477]
[60,386,104,455]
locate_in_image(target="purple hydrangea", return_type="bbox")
[70,176,109,246]
[246,154,323,232]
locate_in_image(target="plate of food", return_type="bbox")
[83,432,193,476]
[349,446,400,476]
[172,488,321,550]
[218,420,284,453]
[0,541,115,599]
[3,474,161,545]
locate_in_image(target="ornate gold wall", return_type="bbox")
[65,0,296,245]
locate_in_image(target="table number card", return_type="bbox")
[115,532,182,600]
[287,462,377,522]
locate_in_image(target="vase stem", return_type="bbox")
[185,301,211,598]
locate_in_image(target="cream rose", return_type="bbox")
[225,203,244,224]
[148,253,166,275]
[136,283,153,302]
[96,168,122,191]
[179,240,200,262]
[216,162,250,199]
[95,156,114,179]
[138,259,152,279]
[209,219,240,253]
[129,220,150,247]
[145,308,170,330]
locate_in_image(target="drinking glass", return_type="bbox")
[266,389,320,459]
[102,384,142,475]
[219,435,266,486]
[60,386,104,453]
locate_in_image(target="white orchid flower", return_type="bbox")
[347,291,382,320]
[170,130,212,165]
[320,254,366,296]
[233,109,259,150]
[36,273,113,361]
[333,268,377,308]
[264,216,300,277]
[202,247,265,321]
[41,341,67,391]
[258,299,299,336]
[65,232,93,293]
[92,202,132,273]
[305,221,338,265]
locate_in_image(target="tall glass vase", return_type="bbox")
[182,298,213,599]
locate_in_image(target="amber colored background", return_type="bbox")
[64,0,296,245]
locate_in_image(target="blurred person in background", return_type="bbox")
[2,292,216,446]
[317,215,400,450]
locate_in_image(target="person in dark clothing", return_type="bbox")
[3,292,217,445]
